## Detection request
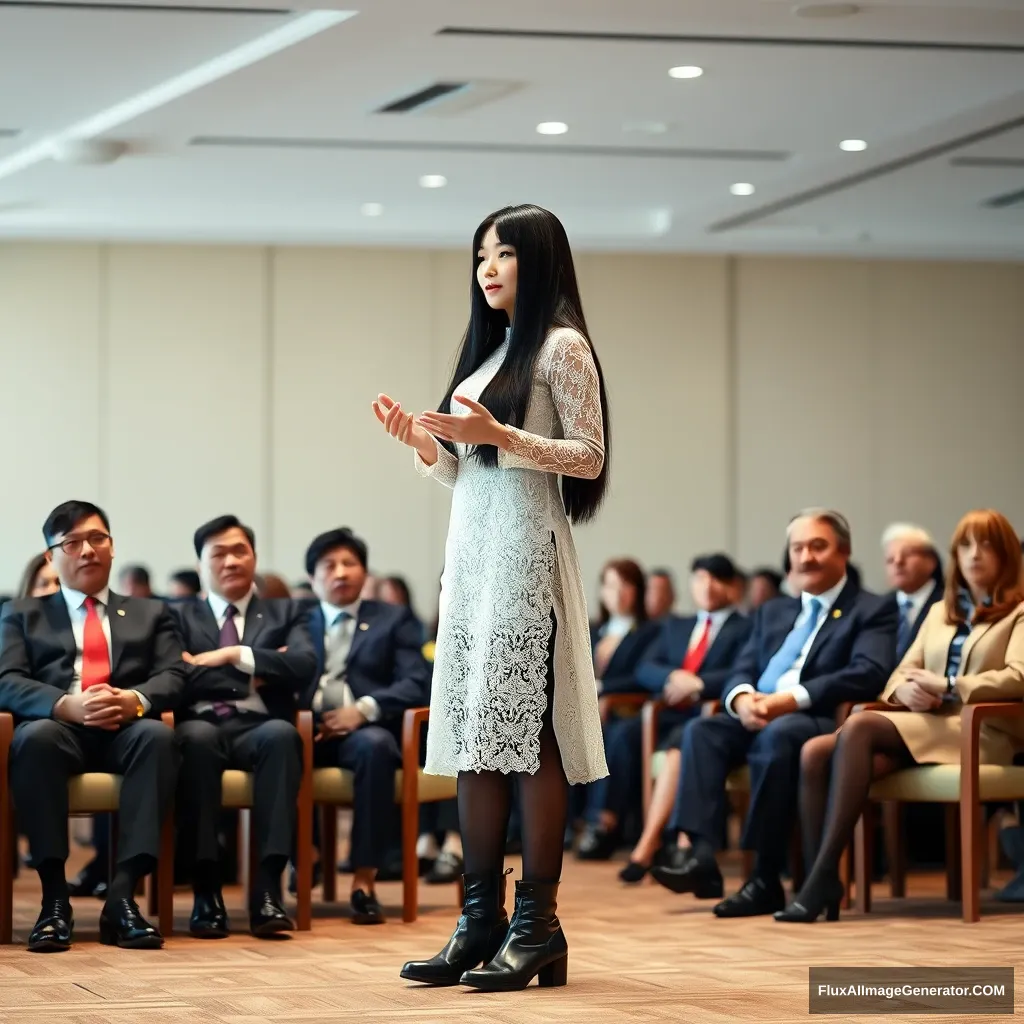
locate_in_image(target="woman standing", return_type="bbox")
[777,508,1024,923]
[373,204,610,990]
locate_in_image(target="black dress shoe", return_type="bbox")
[774,875,844,923]
[249,891,294,937]
[649,847,724,898]
[99,898,163,949]
[27,899,73,953]
[618,861,649,884]
[190,890,230,938]
[576,826,618,861]
[713,877,786,918]
[351,889,384,925]
[426,850,464,885]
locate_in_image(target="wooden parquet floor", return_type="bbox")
[2,849,1022,1024]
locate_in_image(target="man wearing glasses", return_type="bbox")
[0,500,186,953]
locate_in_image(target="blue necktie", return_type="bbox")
[896,595,913,659]
[756,598,823,694]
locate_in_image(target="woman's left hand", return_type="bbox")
[903,668,947,696]
[419,396,508,447]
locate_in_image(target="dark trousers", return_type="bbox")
[420,798,460,836]
[315,724,401,870]
[670,710,833,867]
[10,718,178,868]
[175,715,301,871]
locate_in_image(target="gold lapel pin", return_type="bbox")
[832,609,842,619]
[117,609,126,617]
[359,622,369,631]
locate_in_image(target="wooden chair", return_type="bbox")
[852,700,1024,922]
[145,709,316,934]
[0,711,177,944]
[313,706,460,923]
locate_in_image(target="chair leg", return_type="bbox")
[789,823,804,891]
[854,810,873,913]
[0,803,14,944]
[945,805,962,902]
[402,795,419,924]
[157,806,176,937]
[321,807,337,904]
[294,795,313,933]
[839,841,853,910]
[882,802,905,898]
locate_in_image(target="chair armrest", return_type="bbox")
[598,692,648,723]
[402,707,430,787]
[0,713,12,798]
[295,709,314,780]
[641,700,665,770]
[960,701,1024,806]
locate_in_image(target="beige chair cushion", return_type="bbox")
[68,773,121,813]
[313,767,457,805]
[648,753,749,792]
[870,765,1024,803]
[222,770,255,808]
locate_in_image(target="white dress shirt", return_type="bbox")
[58,585,150,712]
[192,588,266,715]
[687,606,738,653]
[898,578,937,631]
[313,599,380,723]
[726,575,848,717]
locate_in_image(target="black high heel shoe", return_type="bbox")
[773,875,844,923]
[400,870,510,985]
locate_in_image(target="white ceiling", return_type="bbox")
[0,0,1022,257]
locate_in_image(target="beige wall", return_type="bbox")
[2,243,1022,615]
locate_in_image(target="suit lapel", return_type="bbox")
[106,593,126,675]
[706,612,739,666]
[346,600,377,667]
[960,619,993,668]
[198,599,221,650]
[43,592,77,676]
[241,595,265,646]
[803,583,857,672]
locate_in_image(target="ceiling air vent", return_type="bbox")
[374,79,522,117]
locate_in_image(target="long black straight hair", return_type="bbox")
[436,204,611,524]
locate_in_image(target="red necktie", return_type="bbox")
[682,617,712,673]
[81,596,111,690]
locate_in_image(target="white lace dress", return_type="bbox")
[415,327,609,785]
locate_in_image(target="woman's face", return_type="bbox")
[476,224,518,317]
[379,580,406,606]
[957,530,1000,596]
[601,568,636,618]
[31,561,60,597]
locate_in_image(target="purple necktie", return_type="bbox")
[212,604,240,719]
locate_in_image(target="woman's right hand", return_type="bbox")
[373,393,438,464]
[893,680,942,712]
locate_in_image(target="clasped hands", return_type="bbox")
[55,685,139,729]
[732,691,800,732]
[316,707,367,742]
[372,393,508,448]
[892,669,947,712]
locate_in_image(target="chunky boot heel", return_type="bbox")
[459,880,569,992]
[399,870,510,986]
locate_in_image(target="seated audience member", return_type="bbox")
[167,569,202,600]
[0,500,185,952]
[172,515,317,938]
[749,569,783,609]
[650,508,897,917]
[646,569,676,622]
[18,553,60,600]
[781,509,1024,922]
[590,559,659,694]
[291,580,315,601]
[118,564,154,599]
[303,527,429,924]
[614,554,753,881]
[254,572,292,600]
[882,522,944,660]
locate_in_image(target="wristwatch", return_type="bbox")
[947,675,957,695]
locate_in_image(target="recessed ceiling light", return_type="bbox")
[419,174,447,189]
[730,182,755,196]
[360,202,383,216]
[839,138,867,152]
[669,65,703,79]
[793,3,860,17]
[536,121,568,135]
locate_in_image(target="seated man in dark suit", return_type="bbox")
[0,500,186,952]
[881,522,944,661]
[651,509,897,917]
[171,515,317,938]
[303,527,429,924]
[578,554,751,864]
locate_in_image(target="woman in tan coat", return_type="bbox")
[775,508,1024,923]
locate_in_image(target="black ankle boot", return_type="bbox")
[399,870,510,985]
[459,880,568,991]
[774,872,844,923]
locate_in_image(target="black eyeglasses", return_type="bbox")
[48,531,113,555]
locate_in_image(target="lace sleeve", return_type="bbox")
[498,330,605,479]
[414,437,459,489]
